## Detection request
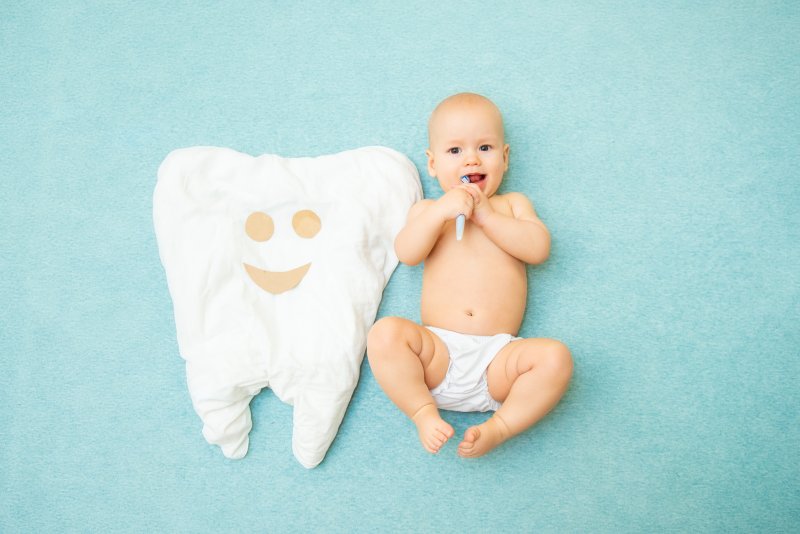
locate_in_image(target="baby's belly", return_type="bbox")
[421,275,527,336]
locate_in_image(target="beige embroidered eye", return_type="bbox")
[292,210,321,238]
[245,212,274,242]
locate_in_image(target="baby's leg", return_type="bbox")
[367,317,454,453]
[457,338,573,458]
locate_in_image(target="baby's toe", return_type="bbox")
[464,426,480,444]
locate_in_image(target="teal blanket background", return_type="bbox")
[2,2,798,532]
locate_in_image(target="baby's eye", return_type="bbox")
[448,147,461,155]
[479,144,492,152]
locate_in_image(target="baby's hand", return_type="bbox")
[436,186,474,222]
[462,184,494,226]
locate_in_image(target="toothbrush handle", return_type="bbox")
[455,175,470,241]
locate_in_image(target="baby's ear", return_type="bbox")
[503,144,510,171]
[425,148,437,177]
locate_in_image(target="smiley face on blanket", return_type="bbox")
[243,209,321,294]
[153,146,421,468]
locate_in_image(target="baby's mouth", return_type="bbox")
[465,173,486,184]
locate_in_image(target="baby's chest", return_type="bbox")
[432,226,513,271]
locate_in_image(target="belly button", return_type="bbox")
[466,310,473,317]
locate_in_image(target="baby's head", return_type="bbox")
[426,93,509,198]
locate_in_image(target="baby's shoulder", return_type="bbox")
[491,191,531,208]
[492,191,538,218]
[494,191,531,203]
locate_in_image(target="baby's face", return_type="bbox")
[426,98,509,197]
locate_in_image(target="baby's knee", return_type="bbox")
[542,340,573,382]
[367,317,406,357]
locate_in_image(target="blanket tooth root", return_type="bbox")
[291,386,353,469]
[192,389,255,459]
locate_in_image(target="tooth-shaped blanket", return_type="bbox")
[153,146,421,468]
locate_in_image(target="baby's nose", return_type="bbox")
[464,150,481,164]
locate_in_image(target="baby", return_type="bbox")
[367,93,573,457]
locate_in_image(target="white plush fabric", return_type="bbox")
[153,146,421,468]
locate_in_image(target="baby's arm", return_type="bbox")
[473,190,551,264]
[395,189,474,265]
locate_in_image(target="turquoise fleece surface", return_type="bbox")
[1,2,798,532]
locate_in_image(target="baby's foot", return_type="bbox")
[411,403,454,453]
[457,415,510,458]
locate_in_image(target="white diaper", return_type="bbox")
[426,326,519,413]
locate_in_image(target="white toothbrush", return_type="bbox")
[455,175,470,240]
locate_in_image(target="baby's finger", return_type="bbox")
[459,184,483,202]
[467,183,488,197]
[460,199,474,218]
[458,182,476,192]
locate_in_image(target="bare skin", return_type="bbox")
[367,93,573,457]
